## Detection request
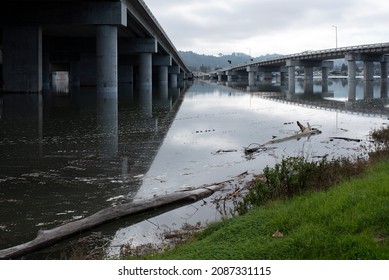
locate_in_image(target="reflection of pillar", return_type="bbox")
[96,25,118,94]
[348,80,356,101]
[3,25,43,92]
[97,92,118,158]
[288,66,295,94]
[364,81,374,99]
[248,71,255,86]
[38,93,43,156]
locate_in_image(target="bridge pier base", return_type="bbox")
[96,25,118,94]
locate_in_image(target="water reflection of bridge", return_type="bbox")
[0,82,192,250]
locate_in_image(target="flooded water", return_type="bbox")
[1,77,388,258]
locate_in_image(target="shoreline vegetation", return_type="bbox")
[125,125,389,260]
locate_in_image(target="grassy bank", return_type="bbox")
[141,160,389,260]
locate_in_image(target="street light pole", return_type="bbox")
[332,25,338,48]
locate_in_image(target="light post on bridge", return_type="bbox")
[332,25,338,48]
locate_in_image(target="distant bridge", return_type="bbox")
[204,42,389,93]
[0,0,191,93]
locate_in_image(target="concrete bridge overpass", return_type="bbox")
[205,42,389,93]
[0,0,191,93]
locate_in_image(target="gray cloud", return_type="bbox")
[145,0,389,56]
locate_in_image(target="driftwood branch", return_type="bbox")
[244,121,321,156]
[0,175,245,259]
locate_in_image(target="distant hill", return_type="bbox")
[179,51,282,72]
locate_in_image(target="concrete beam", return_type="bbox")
[246,66,259,72]
[169,66,180,75]
[286,59,333,68]
[153,55,172,66]
[119,38,158,54]
[0,2,127,26]
[345,53,385,62]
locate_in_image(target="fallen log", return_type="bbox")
[244,121,321,156]
[0,177,242,259]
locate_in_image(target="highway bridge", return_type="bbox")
[204,42,389,93]
[0,0,191,93]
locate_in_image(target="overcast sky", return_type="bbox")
[144,0,389,57]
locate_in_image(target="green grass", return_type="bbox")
[141,161,389,260]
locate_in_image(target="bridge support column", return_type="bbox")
[288,66,295,93]
[96,25,118,93]
[169,66,180,88]
[322,67,329,93]
[304,66,314,94]
[280,68,287,85]
[158,66,169,86]
[247,66,258,86]
[2,25,43,92]
[381,61,388,98]
[364,61,374,82]
[138,52,153,92]
[347,60,356,82]
[381,62,388,81]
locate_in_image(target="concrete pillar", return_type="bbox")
[321,67,329,93]
[288,66,295,93]
[322,67,329,82]
[3,25,43,92]
[304,66,314,94]
[381,62,388,81]
[380,62,388,98]
[158,65,169,86]
[280,69,287,85]
[96,25,118,93]
[364,61,374,82]
[169,66,179,88]
[169,73,178,88]
[138,52,153,91]
[348,60,356,82]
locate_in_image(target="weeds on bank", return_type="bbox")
[234,155,368,215]
[234,124,389,215]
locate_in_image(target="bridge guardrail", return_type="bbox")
[207,42,389,75]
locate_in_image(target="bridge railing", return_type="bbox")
[209,42,389,74]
